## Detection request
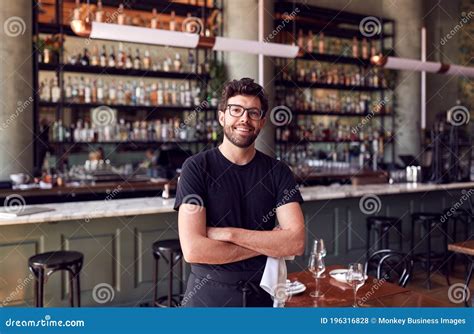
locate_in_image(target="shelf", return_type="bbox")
[299,52,372,66]
[291,110,392,117]
[39,63,209,81]
[39,101,217,112]
[276,137,392,144]
[50,140,214,146]
[275,80,386,92]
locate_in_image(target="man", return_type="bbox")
[174,78,305,307]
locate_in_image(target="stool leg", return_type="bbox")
[69,270,75,307]
[168,252,173,307]
[32,268,39,307]
[426,223,432,290]
[410,218,415,258]
[366,223,371,260]
[464,257,474,307]
[38,269,44,307]
[397,222,403,252]
[74,266,81,307]
[383,226,390,249]
[179,256,184,296]
[153,256,159,307]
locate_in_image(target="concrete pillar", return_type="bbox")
[0,2,33,180]
[223,0,276,157]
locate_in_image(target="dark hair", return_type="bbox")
[218,78,269,117]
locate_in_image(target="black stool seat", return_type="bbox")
[29,251,83,269]
[153,239,182,254]
[410,212,449,289]
[366,216,403,260]
[152,239,184,307]
[28,250,83,307]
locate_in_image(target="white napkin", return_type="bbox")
[260,256,294,307]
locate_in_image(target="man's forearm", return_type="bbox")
[209,228,305,258]
[183,235,261,265]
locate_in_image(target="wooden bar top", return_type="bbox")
[448,240,474,256]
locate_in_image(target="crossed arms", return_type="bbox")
[178,202,305,264]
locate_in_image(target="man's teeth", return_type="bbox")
[235,127,251,132]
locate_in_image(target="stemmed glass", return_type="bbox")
[308,252,325,298]
[345,263,366,307]
[312,239,326,258]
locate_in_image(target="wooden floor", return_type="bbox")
[407,261,473,307]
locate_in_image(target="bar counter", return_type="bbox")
[0,181,472,306]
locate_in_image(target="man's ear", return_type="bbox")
[218,110,225,127]
[260,116,267,128]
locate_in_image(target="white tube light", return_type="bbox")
[213,36,299,58]
[372,55,474,78]
[90,22,200,48]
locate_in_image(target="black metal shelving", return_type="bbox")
[33,0,223,171]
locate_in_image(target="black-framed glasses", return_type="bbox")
[226,104,263,121]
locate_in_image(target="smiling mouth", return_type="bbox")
[233,126,253,134]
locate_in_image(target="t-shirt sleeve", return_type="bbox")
[274,161,304,207]
[173,158,207,211]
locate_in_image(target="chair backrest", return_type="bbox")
[365,249,413,288]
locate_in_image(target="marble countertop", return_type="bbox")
[0,182,472,227]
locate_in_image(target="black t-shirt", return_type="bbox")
[174,147,304,272]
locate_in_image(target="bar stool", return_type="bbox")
[366,216,403,260]
[28,251,84,307]
[152,239,184,307]
[410,212,450,289]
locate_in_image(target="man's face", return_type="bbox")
[218,95,266,148]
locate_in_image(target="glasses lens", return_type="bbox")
[229,105,244,116]
[247,109,262,120]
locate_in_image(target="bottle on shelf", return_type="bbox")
[169,11,177,31]
[51,77,61,103]
[80,48,90,66]
[99,45,107,67]
[95,0,104,22]
[117,4,126,25]
[150,8,159,29]
[133,49,141,70]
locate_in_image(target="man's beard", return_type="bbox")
[223,122,259,148]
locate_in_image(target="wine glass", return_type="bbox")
[308,253,326,298]
[345,263,366,307]
[312,239,326,258]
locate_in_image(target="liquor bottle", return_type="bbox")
[91,45,99,66]
[143,50,151,70]
[307,30,314,52]
[297,29,304,49]
[43,48,51,64]
[173,53,182,72]
[352,36,358,58]
[318,33,325,54]
[84,78,92,103]
[96,79,104,103]
[109,80,117,104]
[157,82,164,105]
[80,48,90,66]
[78,77,85,103]
[99,45,107,67]
[95,0,104,22]
[150,8,159,29]
[169,11,176,31]
[91,80,97,103]
[184,82,192,107]
[51,78,61,103]
[64,77,72,101]
[171,81,177,105]
[133,49,141,70]
[361,38,368,59]
[71,77,78,102]
[117,80,125,104]
[108,46,116,67]
[187,50,196,72]
[163,57,171,72]
[117,4,126,25]
[125,47,133,69]
[116,43,124,68]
